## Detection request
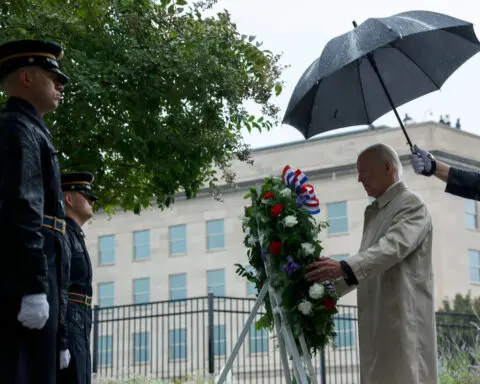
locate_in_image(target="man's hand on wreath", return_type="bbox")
[305,257,343,283]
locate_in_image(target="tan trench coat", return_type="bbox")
[335,181,438,384]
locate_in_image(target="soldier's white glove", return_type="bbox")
[411,144,434,175]
[59,349,71,369]
[17,293,49,329]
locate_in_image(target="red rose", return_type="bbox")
[271,203,284,217]
[262,192,275,200]
[269,240,282,256]
[323,297,336,311]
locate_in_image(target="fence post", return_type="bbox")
[92,304,99,373]
[320,346,327,384]
[208,293,215,375]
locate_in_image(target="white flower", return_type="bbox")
[245,226,251,236]
[309,283,325,300]
[283,215,298,228]
[301,242,315,255]
[247,236,258,246]
[280,188,291,197]
[298,300,313,316]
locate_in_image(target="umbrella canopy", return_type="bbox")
[283,10,480,145]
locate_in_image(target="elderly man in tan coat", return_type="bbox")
[306,143,438,384]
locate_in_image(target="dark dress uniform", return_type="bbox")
[0,40,70,383]
[57,172,97,384]
[444,167,480,201]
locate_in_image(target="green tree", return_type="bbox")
[440,292,480,314]
[437,292,479,359]
[0,0,284,213]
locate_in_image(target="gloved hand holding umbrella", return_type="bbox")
[411,144,435,175]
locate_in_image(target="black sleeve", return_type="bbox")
[445,167,480,201]
[340,260,359,286]
[58,230,72,351]
[0,120,47,295]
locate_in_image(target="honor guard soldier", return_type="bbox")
[57,172,97,384]
[0,39,70,383]
[411,144,480,201]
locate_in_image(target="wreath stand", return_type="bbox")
[215,250,318,384]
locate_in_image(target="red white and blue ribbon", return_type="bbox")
[282,165,320,215]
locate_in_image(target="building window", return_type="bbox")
[249,324,268,354]
[327,202,348,234]
[98,282,114,307]
[334,314,355,348]
[99,235,115,265]
[134,230,150,260]
[133,278,150,304]
[169,224,186,255]
[331,254,349,262]
[214,325,226,356]
[169,328,186,360]
[133,332,150,363]
[169,273,187,301]
[207,269,225,297]
[464,199,477,229]
[468,250,480,283]
[98,335,113,366]
[207,219,225,250]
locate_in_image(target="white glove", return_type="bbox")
[59,349,71,370]
[17,293,49,330]
[411,144,433,175]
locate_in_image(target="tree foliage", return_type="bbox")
[440,292,480,314]
[437,292,480,356]
[0,0,285,213]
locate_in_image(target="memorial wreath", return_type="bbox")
[235,165,339,354]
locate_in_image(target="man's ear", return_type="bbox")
[19,69,34,88]
[384,161,393,174]
[64,192,73,207]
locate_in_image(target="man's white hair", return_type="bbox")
[360,143,403,177]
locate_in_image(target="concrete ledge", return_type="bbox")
[174,149,480,201]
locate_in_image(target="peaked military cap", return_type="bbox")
[0,39,69,84]
[61,172,98,202]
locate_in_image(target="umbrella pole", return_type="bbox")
[367,54,414,152]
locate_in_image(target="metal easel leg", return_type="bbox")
[271,296,293,383]
[215,284,268,384]
[269,288,310,384]
[299,334,318,384]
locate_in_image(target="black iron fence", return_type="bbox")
[91,295,479,383]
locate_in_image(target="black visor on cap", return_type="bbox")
[0,39,69,84]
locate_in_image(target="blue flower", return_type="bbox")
[281,255,301,276]
[296,195,307,207]
[325,283,337,295]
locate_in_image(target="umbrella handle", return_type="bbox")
[366,54,414,151]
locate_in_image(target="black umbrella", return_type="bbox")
[283,10,480,150]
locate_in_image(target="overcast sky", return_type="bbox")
[213,0,480,149]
